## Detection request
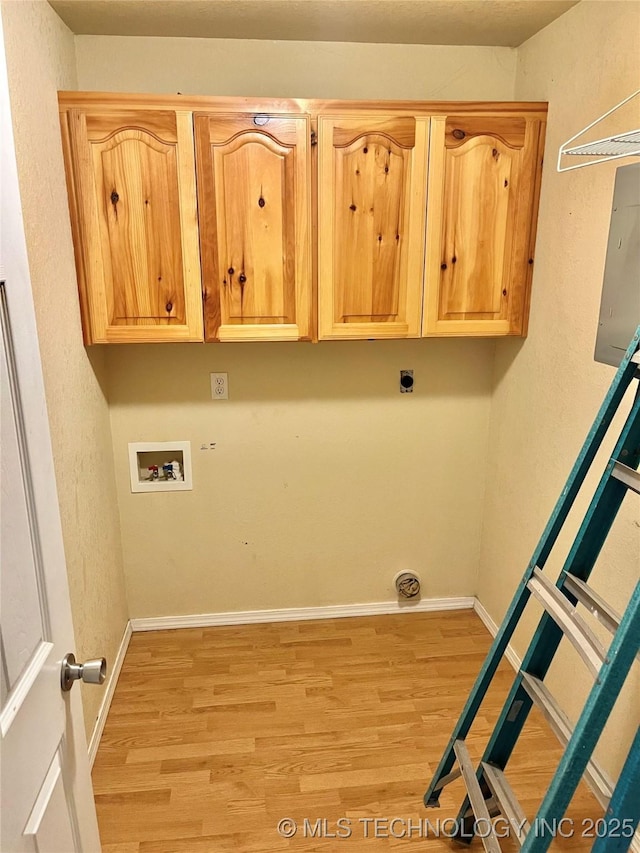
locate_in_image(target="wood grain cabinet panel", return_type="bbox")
[61,108,204,343]
[423,115,545,337]
[318,115,429,340]
[58,95,547,345]
[194,113,312,342]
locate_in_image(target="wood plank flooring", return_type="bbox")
[93,610,602,852]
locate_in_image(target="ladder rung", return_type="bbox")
[527,568,607,677]
[481,763,530,846]
[611,460,640,494]
[428,766,462,797]
[564,574,621,636]
[564,574,640,661]
[521,673,615,809]
[453,740,503,853]
[564,574,640,664]
[463,796,499,820]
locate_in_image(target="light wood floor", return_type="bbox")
[93,610,601,852]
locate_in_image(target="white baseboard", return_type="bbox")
[88,620,132,767]
[130,595,476,632]
[473,598,522,671]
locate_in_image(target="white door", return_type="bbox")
[0,18,102,853]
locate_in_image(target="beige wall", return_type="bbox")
[1,0,129,739]
[107,339,494,616]
[478,0,640,777]
[74,35,516,100]
[74,36,518,618]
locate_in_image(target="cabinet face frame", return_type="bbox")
[423,115,546,337]
[318,114,429,340]
[194,112,312,342]
[60,108,204,344]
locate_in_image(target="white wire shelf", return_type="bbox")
[558,90,640,172]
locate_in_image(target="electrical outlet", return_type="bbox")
[400,370,414,393]
[210,373,228,400]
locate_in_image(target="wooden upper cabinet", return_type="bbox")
[318,115,429,340]
[58,95,547,344]
[194,113,312,342]
[60,108,204,343]
[423,114,545,337]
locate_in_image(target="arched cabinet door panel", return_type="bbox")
[318,115,429,340]
[61,108,203,343]
[423,115,545,337]
[194,113,312,342]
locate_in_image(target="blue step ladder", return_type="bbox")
[424,326,640,853]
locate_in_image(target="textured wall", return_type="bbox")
[74,35,516,100]
[107,339,493,616]
[478,0,640,777]
[0,0,129,739]
[73,36,517,618]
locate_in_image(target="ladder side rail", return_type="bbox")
[555,387,640,590]
[520,584,640,853]
[454,388,640,831]
[591,726,640,853]
[452,656,548,839]
[423,332,640,807]
[424,596,534,806]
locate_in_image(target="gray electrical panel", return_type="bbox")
[594,163,640,367]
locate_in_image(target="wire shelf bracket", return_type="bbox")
[557,90,640,172]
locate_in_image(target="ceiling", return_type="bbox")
[48,0,579,47]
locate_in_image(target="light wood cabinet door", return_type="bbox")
[194,113,312,342]
[318,115,429,339]
[423,115,545,337]
[62,109,204,343]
